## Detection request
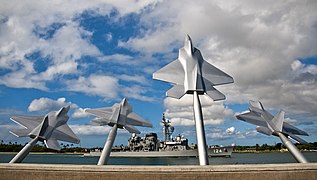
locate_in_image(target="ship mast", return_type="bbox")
[161,113,174,142]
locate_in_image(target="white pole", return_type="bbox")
[193,91,209,165]
[98,124,118,165]
[277,132,308,163]
[9,137,39,163]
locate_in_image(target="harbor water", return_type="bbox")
[1,152,317,165]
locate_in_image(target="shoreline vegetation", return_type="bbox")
[1,141,317,154]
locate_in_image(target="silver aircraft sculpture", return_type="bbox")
[153,35,233,165]
[85,98,152,165]
[9,106,80,163]
[236,101,309,163]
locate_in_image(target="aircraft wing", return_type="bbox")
[153,59,185,85]
[50,124,80,144]
[10,129,31,137]
[124,124,141,134]
[126,112,152,127]
[282,122,309,136]
[10,116,44,129]
[236,111,267,127]
[85,107,113,118]
[199,56,234,86]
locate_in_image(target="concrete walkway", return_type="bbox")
[0,163,316,180]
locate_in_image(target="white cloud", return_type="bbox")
[65,74,119,100]
[118,74,149,85]
[70,124,111,135]
[100,54,140,65]
[69,124,131,136]
[164,95,234,126]
[226,126,235,134]
[124,0,317,121]
[0,0,158,93]
[120,84,156,102]
[28,97,77,112]
[105,33,113,42]
[72,108,90,119]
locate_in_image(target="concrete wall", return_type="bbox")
[0,163,316,180]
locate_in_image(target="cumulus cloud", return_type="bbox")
[72,108,91,119]
[0,1,158,100]
[65,75,119,100]
[70,124,132,136]
[123,0,317,122]
[28,97,77,112]
[226,126,235,134]
[164,95,234,126]
[70,125,111,135]
[206,126,240,141]
[1,0,317,144]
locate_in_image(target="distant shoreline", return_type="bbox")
[1,150,316,155]
[0,152,84,155]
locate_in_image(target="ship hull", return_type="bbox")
[85,146,233,158]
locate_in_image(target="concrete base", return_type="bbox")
[0,163,316,180]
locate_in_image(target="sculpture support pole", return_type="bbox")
[277,132,308,163]
[193,91,209,165]
[98,124,118,165]
[9,137,38,163]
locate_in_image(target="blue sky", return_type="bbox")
[0,0,317,148]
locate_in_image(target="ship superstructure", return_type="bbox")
[86,114,233,157]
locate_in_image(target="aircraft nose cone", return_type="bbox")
[121,98,128,106]
[184,34,193,54]
[63,105,71,113]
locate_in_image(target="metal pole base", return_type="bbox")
[193,91,209,165]
[277,132,308,163]
[98,124,118,165]
[9,137,38,163]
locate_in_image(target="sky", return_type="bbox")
[0,0,317,148]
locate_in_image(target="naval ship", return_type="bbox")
[86,114,233,157]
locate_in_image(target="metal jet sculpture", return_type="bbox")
[236,101,309,163]
[9,106,80,163]
[153,35,233,165]
[85,98,152,165]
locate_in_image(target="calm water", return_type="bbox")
[1,152,317,165]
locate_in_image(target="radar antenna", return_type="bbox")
[161,113,174,142]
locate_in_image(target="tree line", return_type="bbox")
[234,142,317,152]
[0,140,87,153]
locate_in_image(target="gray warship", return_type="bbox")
[86,114,233,157]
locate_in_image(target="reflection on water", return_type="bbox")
[0,152,317,165]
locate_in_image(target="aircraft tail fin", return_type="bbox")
[272,110,284,132]
[38,116,49,136]
[166,85,186,99]
[205,86,226,101]
[29,116,49,137]
[249,101,264,110]
[45,139,61,151]
[288,133,308,144]
[124,125,141,134]
[57,106,70,117]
